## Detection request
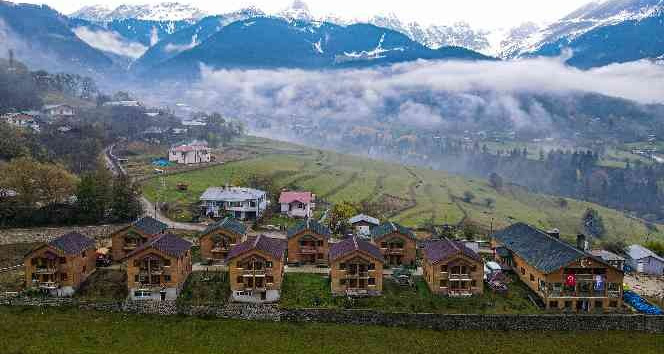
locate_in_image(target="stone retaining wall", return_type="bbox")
[0,224,128,245]
[1,295,662,333]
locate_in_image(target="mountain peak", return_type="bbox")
[279,0,314,21]
[71,2,208,22]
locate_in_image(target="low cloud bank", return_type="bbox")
[73,26,148,59]
[182,57,664,132]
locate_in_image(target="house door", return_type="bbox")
[260,291,267,300]
[576,299,589,312]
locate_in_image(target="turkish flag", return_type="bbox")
[565,273,576,287]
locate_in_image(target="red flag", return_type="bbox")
[565,273,576,287]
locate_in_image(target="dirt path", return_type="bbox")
[140,197,206,231]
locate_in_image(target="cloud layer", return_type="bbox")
[179,57,664,134]
[73,26,148,59]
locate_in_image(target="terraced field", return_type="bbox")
[140,136,664,244]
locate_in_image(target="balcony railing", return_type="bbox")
[211,247,230,253]
[449,274,472,280]
[38,281,59,289]
[243,269,266,277]
[449,290,473,297]
[34,267,57,274]
[384,248,404,255]
[299,246,318,254]
[123,244,138,251]
[346,271,369,278]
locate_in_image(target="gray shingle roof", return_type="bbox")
[490,223,588,274]
[125,234,192,259]
[200,187,266,201]
[371,222,415,240]
[225,235,286,262]
[287,218,331,239]
[202,217,247,237]
[329,236,384,263]
[625,244,664,262]
[423,239,482,264]
[348,214,380,226]
[132,217,168,236]
[49,232,95,255]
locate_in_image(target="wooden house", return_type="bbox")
[111,217,168,261]
[348,214,380,237]
[491,223,624,312]
[422,239,484,296]
[226,235,286,303]
[24,232,96,296]
[286,218,331,266]
[125,233,192,301]
[199,217,247,262]
[371,222,417,267]
[329,236,384,296]
[279,191,315,218]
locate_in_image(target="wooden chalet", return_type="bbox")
[329,236,384,296]
[226,235,286,303]
[491,223,624,312]
[371,222,417,267]
[286,218,331,266]
[422,239,484,296]
[24,232,96,296]
[199,217,247,262]
[125,234,192,301]
[111,217,168,261]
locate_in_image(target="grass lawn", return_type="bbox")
[177,271,231,306]
[280,273,540,314]
[1,307,662,354]
[0,269,24,293]
[139,136,664,244]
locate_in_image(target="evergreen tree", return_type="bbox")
[110,174,143,222]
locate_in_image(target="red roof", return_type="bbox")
[172,144,209,152]
[279,191,313,204]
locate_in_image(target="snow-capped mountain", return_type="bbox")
[278,0,314,22]
[510,0,664,57]
[71,2,207,23]
[369,14,491,53]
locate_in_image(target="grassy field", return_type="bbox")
[280,273,540,314]
[140,136,664,244]
[1,307,662,354]
[177,271,231,306]
[75,269,128,302]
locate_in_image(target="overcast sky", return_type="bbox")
[27,0,596,29]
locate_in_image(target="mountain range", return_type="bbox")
[1,0,663,80]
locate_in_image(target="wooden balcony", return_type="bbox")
[243,269,267,277]
[384,248,404,255]
[211,247,230,253]
[448,290,473,297]
[38,281,59,290]
[298,246,319,254]
[34,267,57,274]
[449,274,472,281]
[345,271,369,278]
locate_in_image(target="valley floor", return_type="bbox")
[1,307,663,354]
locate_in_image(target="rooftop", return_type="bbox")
[202,217,247,236]
[132,216,168,236]
[591,249,626,262]
[348,214,380,226]
[491,223,605,274]
[226,235,286,262]
[279,191,313,204]
[422,238,482,264]
[200,187,266,202]
[371,222,415,240]
[48,232,95,255]
[329,236,384,263]
[625,244,664,262]
[287,218,331,239]
[126,233,192,259]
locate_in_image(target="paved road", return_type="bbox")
[140,196,206,231]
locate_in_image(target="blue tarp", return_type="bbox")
[152,158,171,167]
[623,290,663,315]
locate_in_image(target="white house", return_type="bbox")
[348,214,380,237]
[1,113,38,130]
[279,191,314,218]
[42,104,74,117]
[200,186,268,220]
[625,244,664,275]
[169,142,211,164]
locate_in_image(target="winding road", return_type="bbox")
[104,143,206,231]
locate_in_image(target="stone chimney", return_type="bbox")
[576,234,588,251]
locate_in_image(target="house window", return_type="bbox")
[164,259,171,266]
[368,278,375,285]
[441,265,448,272]
[164,275,171,282]
[61,273,67,281]
[266,276,274,284]
[82,266,86,273]
[471,265,477,272]
[471,280,477,287]
[81,251,86,258]
[460,266,468,274]
[594,300,603,309]
[368,263,375,270]
[564,301,573,309]
[381,242,387,248]
[60,257,66,264]
[266,261,273,268]
[529,274,535,282]
[135,275,140,282]
[316,240,323,247]
[440,280,448,288]
[339,263,346,270]
[236,276,243,284]
[609,301,618,308]
[549,301,559,308]
[451,266,461,274]
[340,279,347,285]
[521,267,526,275]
